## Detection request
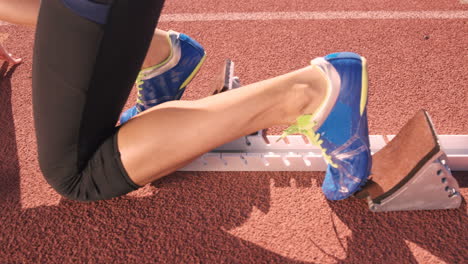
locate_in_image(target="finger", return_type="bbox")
[11,57,22,64]
[6,53,22,65]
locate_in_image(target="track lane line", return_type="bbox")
[1,11,467,26]
[159,11,468,22]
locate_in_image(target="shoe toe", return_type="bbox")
[119,106,138,125]
[321,151,371,200]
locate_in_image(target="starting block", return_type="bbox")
[179,59,467,212]
[354,110,462,212]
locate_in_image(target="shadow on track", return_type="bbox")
[0,62,21,206]
[327,171,467,263]
[1,150,313,262]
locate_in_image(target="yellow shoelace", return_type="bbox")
[135,33,174,107]
[135,72,146,106]
[279,114,338,168]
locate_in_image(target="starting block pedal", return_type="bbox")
[212,59,241,94]
[179,59,466,212]
[355,110,462,212]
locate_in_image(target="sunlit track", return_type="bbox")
[1,1,467,263]
[159,11,468,22]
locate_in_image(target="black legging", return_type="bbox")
[33,0,165,201]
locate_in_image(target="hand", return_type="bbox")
[0,42,22,65]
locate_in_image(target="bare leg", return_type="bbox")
[0,0,171,66]
[0,0,39,26]
[142,29,171,69]
[118,65,328,186]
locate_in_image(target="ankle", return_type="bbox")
[142,30,172,69]
[281,66,328,125]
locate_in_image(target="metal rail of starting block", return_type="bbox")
[179,133,468,172]
[178,59,466,213]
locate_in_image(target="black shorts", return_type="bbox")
[33,0,165,201]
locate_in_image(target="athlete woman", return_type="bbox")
[2,0,371,201]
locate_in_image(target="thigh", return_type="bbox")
[32,0,165,200]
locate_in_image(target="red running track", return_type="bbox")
[1,0,467,263]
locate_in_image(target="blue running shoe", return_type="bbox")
[280,52,371,200]
[120,30,206,124]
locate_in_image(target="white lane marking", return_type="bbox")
[160,11,468,22]
[2,11,467,26]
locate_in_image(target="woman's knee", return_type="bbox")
[42,168,137,202]
[38,139,141,202]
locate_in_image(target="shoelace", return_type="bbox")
[135,33,175,109]
[279,114,338,168]
[135,72,146,107]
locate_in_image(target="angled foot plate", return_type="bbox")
[356,110,462,212]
